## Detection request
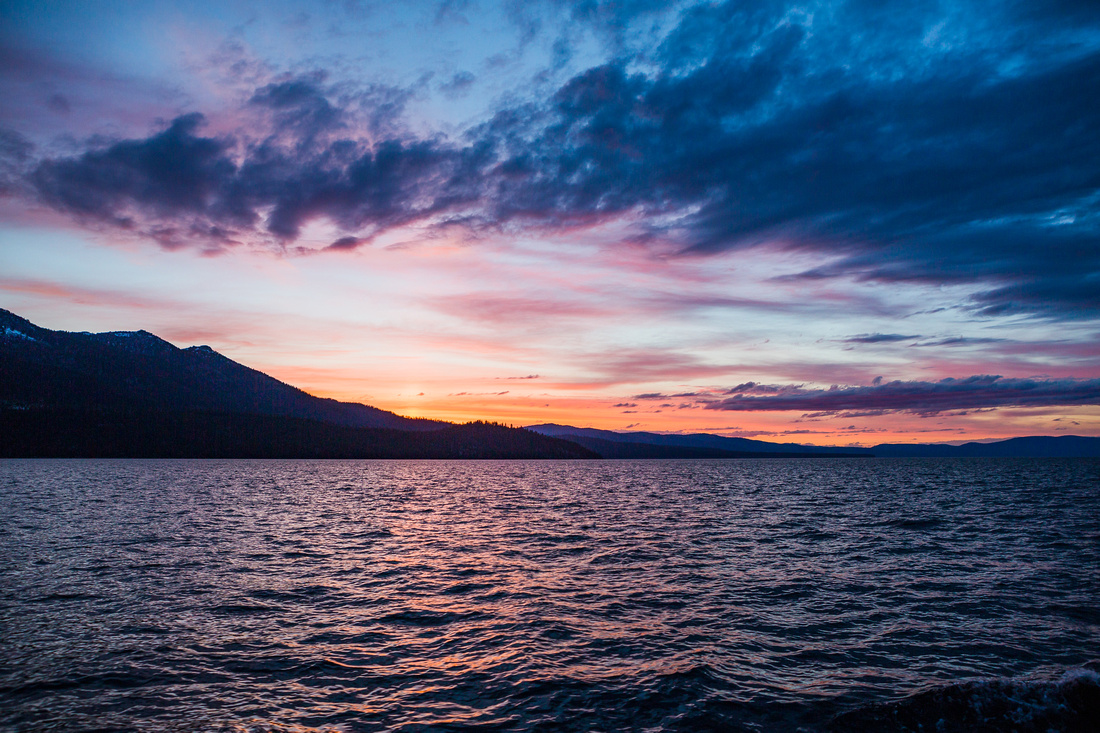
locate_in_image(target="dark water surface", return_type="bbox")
[2,458,1098,732]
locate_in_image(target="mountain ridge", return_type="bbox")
[0,307,444,431]
[527,423,1100,458]
[526,424,873,456]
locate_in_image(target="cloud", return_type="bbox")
[721,382,806,396]
[843,333,920,344]
[0,277,179,310]
[326,236,364,251]
[438,71,476,98]
[448,390,510,396]
[33,114,240,229]
[14,3,1100,320]
[472,4,1100,320]
[705,376,1100,415]
[30,98,474,248]
[911,336,1007,347]
[249,77,344,143]
[434,294,614,325]
[434,0,472,26]
[0,126,33,195]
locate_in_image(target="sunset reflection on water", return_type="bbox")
[2,458,1099,731]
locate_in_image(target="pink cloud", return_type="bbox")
[0,277,176,310]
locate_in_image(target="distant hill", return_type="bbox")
[527,424,872,456]
[550,434,869,459]
[871,436,1100,457]
[0,308,443,431]
[529,423,1100,458]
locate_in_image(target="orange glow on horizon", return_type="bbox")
[277,373,1100,447]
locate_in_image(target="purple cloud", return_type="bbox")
[29,106,475,247]
[705,376,1100,415]
[326,236,363,251]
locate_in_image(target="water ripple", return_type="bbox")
[1,458,1098,731]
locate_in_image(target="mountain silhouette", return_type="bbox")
[0,309,594,459]
[1,308,442,430]
[870,436,1100,457]
[528,423,1100,458]
[4,309,1096,459]
[527,424,871,456]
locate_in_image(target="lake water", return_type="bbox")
[2,458,1098,732]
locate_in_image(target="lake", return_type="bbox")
[2,458,1098,731]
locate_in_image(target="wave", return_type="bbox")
[830,663,1100,732]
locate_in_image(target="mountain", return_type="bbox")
[871,436,1100,457]
[527,424,872,456]
[6,309,1097,459]
[548,434,868,459]
[0,308,443,431]
[0,308,595,459]
[529,423,1100,458]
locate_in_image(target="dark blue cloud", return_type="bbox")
[474,1,1100,318]
[705,376,1100,415]
[438,71,476,98]
[485,38,1100,314]
[250,78,343,144]
[843,334,920,344]
[18,1,1100,318]
[32,114,246,231]
[0,126,33,195]
[30,86,476,244]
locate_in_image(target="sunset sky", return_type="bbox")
[2,0,1099,445]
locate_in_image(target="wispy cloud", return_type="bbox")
[0,277,176,310]
[911,337,1007,347]
[843,333,920,344]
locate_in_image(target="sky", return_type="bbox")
[2,0,1099,445]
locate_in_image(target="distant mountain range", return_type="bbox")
[528,424,1100,458]
[526,424,870,457]
[3,308,1098,458]
[870,435,1100,457]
